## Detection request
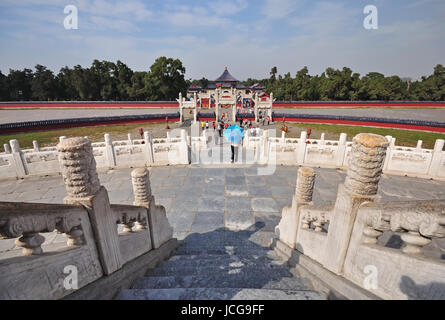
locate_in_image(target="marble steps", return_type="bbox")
[117,288,326,300]
[117,240,326,300]
[157,255,288,269]
[131,274,312,291]
[146,266,296,278]
[167,251,279,261]
[173,246,272,256]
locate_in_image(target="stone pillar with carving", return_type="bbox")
[343,133,388,196]
[104,134,116,168]
[180,129,189,164]
[9,139,27,178]
[143,131,154,164]
[335,133,347,167]
[57,137,122,275]
[32,140,40,152]
[259,129,269,164]
[3,143,11,154]
[322,133,389,274]
[275,167,316,249]
[296,131,307,165]
[427,139,445,179]
[131,168,173,249]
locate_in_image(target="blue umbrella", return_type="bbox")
[224,125,244,144]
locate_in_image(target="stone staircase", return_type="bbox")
[117,231,326,300]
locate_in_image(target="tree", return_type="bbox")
[144,57,187,101]
[56,67,80,100]
[0,71,8,101]
[127,72,148,100]
[294,67,312,100]
[270,66,277,82]
[6,68,33,100]
[31,65,57,101]
[114,60,133,100]
[69,65,98,100]
[1,59,444,102]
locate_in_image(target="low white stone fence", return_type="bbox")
[275,133,445,300]
[263,130,445,181]
[1,128,444,181]
[0,130,189,180]
[0,137,174,299]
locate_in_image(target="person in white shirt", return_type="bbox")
[231,139,240,163]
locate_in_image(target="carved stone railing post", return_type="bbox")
[297,131,307,165]
[143,131,155,164]
[131,168,173,249]
[9,139,27,178]
[127,133,133,145]
[343,133,388,196]
[335,133,347,167]
[427,139,445,179]
[132,168,154,206]
[32,140,40,152]
[275,167,315,248]
[57,137,122,275]
[3,143,11,154]
[320,133,326,146]
[322,133,389,274]
[295,167,315,203]
[260,129,269,164]
[104,134,116,168]
[382,135,393,172]
[416,140,423,151]
[180,129,189,164]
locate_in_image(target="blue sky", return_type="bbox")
[0,0,444,80]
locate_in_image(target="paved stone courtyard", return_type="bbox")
[1,165,445,254]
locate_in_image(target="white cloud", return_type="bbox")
[164,10,231,28]
[81,0,153,20]
[212,0,248,16]
[261,0,301,19]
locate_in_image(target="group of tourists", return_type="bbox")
[196,114,274,164]
[200,119,229,136]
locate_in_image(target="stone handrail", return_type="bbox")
[360,200,445,253]
[275,133,445,300]
[342,199,445,299]
[0,201,103,299]
[0,202,89,255]
[0,137,174,300]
